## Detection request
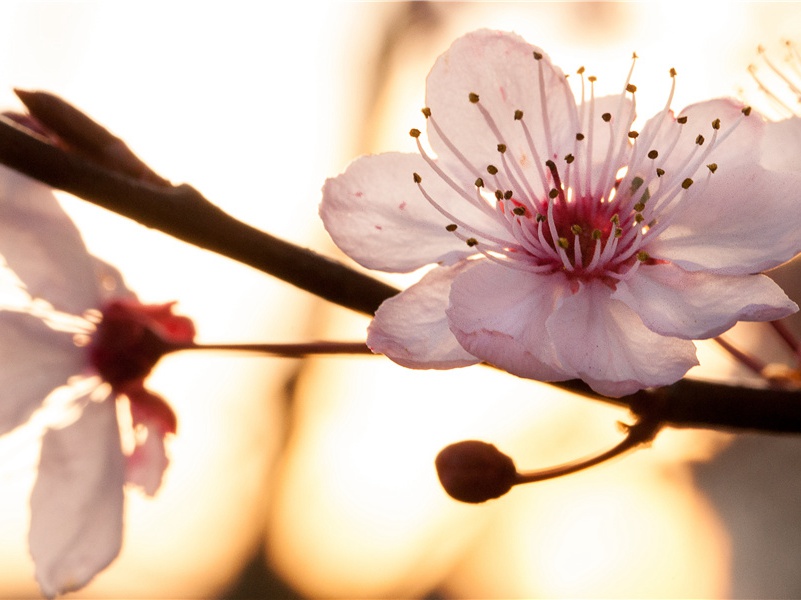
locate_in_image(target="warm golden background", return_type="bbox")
[1,2,801,598]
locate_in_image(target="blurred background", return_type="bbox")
[0,1,800,598]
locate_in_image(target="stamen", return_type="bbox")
[410,132,497,218]
[413,173,517,246]
[533,50,556,159]
[473,243,556,274]
[573,231,583,266]
[427,112,486,184]
[497,128,539,207]
[583,76,597,196]
[546,196,573,270]
[515,113,551,200]
[513,217,557,261]
[760,44,801,99]
[545,159,567,203]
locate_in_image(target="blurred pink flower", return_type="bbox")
[0,165,192,597]
[321,29,801,397]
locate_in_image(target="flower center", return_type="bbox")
[87,299,195,388]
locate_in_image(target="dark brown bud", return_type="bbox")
[435,440,518,503]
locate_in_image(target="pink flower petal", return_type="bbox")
[320,152,483,272]
[367,261,479,369]
[0,311,83,435]
[647,166,801,274]
[29,398,125,599]
[760,117,801,172]
[0,165,99,315]
[613,263,797,339]
[425,30,576,178]
[547,280,699,397]
[447,260,571,381]
[122,385,174,496]
[125,430,169,497]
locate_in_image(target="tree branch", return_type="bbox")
[0,112,398,317]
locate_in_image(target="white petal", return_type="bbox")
[0,165,99,314]
[29,398,125,598]
[547,280,698,397]
[320,152,483,272]
[446,260,571,381]
[0,311,82,435]
[648,166,801,274]
[425,30,577,185]
[367,261,479,369]
[613,264,797,339]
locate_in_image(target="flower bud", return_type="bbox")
[435,440,518,503]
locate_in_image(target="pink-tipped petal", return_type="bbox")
[447,260,571,382]
[29,399,125,599]
[368,261,479,369]
[614,264,797,339]
[548,280,699,397]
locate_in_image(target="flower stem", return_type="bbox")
[514,414,661,485]
[171,341,372,357]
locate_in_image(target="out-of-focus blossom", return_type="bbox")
[321,29,801,397]
[0,164,192,597]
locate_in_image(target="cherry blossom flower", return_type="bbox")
[0,164,193,597]
[321,29,801,397]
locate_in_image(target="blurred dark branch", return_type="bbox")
[0,91,800,436]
